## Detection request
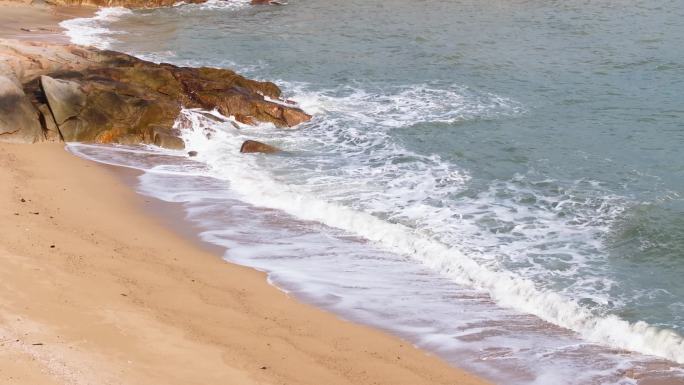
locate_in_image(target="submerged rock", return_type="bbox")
[282,108,311,127]
[240,140,280,154]
[153,131,185,150]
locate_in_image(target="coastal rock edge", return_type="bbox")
[0,39,311,147]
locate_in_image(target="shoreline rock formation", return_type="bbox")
[240,139,280,154]
[0,39,311,148]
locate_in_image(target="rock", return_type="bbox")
[240,140,280,154]
[115,134,144,146]
[188,150,198,157]
[154,131,185,150]
[196,111,226,123]
[40,75,85,125]
[37,104,61,141]
[0,40,100,85]
[282,107,311,127]
[0,75,44,143]
[234,114,257,126]
[2,38,310,148]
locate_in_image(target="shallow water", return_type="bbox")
[63,0,684,383]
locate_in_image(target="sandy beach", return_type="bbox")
[0,4,491,383]
[0,142,492,385]
[8,0,684,383]
[0,1,93,43]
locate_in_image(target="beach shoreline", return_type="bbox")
[0,3,491,384]
[0,142,491,385]
[0,0,94,43]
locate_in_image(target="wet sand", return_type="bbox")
[0,145,493,383]
[0,0,93,43]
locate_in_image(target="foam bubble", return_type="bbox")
[59,7,133,49]
[173,103,684,365]
[196,0,251,10]
[283,82,525,128]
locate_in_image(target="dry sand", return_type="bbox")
[0,0,93,43]
[0,143,492,385]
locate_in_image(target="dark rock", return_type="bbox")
[188,151,198,157]
[154,132,185,150]
[37,104,61,141]
[2,39,311,148]
[240,140,280,154]
[0,75,44,143]
[234,114,257,126]
[282,108,311,127]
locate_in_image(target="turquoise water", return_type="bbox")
[63,0,684,383]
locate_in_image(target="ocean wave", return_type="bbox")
[59,7,133,49]
[172,104,684,365]
[59,0,253,49]
[284,82,525,128]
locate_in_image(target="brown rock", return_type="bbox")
[40,75,86,125]
[37,104,61,141]
[115,134,144,146]
[240,140,280,154]
[154,131,185,150]
[0,75,44,143]
[282,107,311,127]
[234,114,257,126]
[2,38,309,148]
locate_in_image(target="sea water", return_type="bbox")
[62,0,684,383]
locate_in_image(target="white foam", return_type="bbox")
[174,105,684,365]
[59,0,253,49]
[59,7,133,49]
[196,0,251,10]
[67,138,684,384]
[283,82,525,128]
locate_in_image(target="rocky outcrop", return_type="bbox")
[0,75,44,143]
[240,140,280,154]
[0,39,311,147]
[40,76,85,127]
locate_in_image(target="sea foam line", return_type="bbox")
[59,1,253,50]
[177,108,684,364]
[59,7,133,49]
